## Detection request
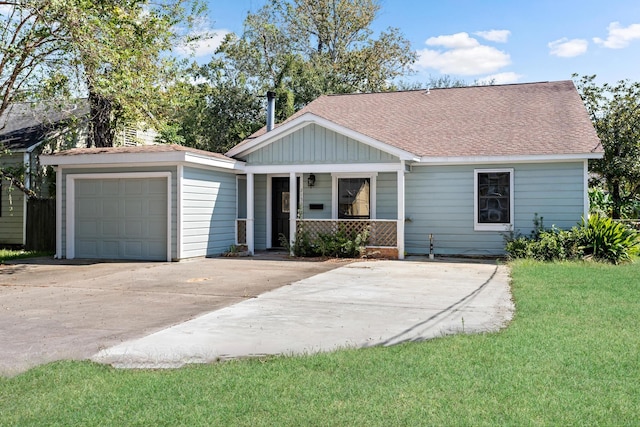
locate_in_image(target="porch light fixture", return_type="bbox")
[307,174,316,187]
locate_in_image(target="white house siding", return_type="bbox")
[181,166,237,258]
[0,155,25,245]
[242,124,399,165]
[405,162,586,256]
[61,166,178,259]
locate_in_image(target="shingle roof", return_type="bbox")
[50,143,234,161]
[237,80,602,158]
[0,101,88,151]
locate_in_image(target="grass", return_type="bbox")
[0,248,53,264]
[1,260,639,425]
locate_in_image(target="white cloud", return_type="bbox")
[548,38,588,57]
[176,29,231,58]
[416,32,511,76]
[593,22,640,49]
[475,30,511,43]
[425,32,480,49]
[476,72,523,85]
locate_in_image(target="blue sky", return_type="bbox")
[192,0,640,86]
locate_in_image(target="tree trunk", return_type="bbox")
[610,180,622,219]
[89,89,115,148]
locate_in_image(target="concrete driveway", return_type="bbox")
[0,253,348,376]
[93,258,514,369]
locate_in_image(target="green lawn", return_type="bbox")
[0,249,53,264]
[1,260,639,426]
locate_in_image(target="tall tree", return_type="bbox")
[1,0,206,147]
[219,0,415,120]
[159,59,264,153]
[574,74,640,219]
[0,0,69,124]
[59,0,205,147]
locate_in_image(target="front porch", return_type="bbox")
[237,218,399,256]
[235,166,407,259]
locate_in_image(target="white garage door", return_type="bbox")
[74,178,168,261]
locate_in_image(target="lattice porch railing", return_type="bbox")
[236,219,247,245]
[297,219,397,247]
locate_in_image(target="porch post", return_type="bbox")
[289,172,297,255]
[397,162,405,260]
[246,172,255,255]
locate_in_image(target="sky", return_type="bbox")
[189,0,640,86]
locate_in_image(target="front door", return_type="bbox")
[272,177,299,247]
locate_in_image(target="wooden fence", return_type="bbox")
[26,199,55,251]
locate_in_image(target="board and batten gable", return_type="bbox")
[239,123,400,165]
[405,162,586,256]
[60,166,178,259]
[181,166,237,258]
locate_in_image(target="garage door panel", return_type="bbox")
[102,180,119,195]
[147,179,166,194]
[124,180,143,195]
[77,220,98,236]
[76,240,98,258]
[147,219,166,236]
[100,241,120,258]
[102,200,119,217]
[75,177,168,261]
[124,220,143,237]
[76,180,97,195]
[101,221,119,236]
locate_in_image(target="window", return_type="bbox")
[474,169,514,231]
[338,177,370,219]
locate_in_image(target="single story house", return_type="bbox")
[41,80,603,261]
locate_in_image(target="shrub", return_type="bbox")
[505,214,640,264]
[282,225,370,258]
[580,214,640,264]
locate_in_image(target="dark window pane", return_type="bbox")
[478,172,510,224]
[338,178,370,219]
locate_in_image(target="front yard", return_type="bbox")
[1,259,639,425]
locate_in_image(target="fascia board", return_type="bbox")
[415,152,604,165]
[40,151,243,171]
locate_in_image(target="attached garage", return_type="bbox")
[73,176,169,261]
[41,145,243,262]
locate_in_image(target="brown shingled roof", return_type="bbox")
[236,81,602,158]
[52,144,234,161]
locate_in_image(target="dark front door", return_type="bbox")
[272,177,298,247]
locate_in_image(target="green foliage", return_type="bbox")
[580,214,640,264]
[2,1,207,147]
[161,60,264,153]
[218,0,416,122]
[574,74,640,219]
[505,213,640,264]
[280,224,369,258]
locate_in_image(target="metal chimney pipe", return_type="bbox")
[266,91,276,132]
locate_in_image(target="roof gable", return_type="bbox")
[239,122,400,165]
[232,81,602,160]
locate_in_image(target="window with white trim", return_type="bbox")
[338,177,370,219]
[332,173,377,219]
[474,169,514,231]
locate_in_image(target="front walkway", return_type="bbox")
[94,258,514,369]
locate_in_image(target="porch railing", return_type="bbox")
[297,219,397,247]
[236,219,247,245]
